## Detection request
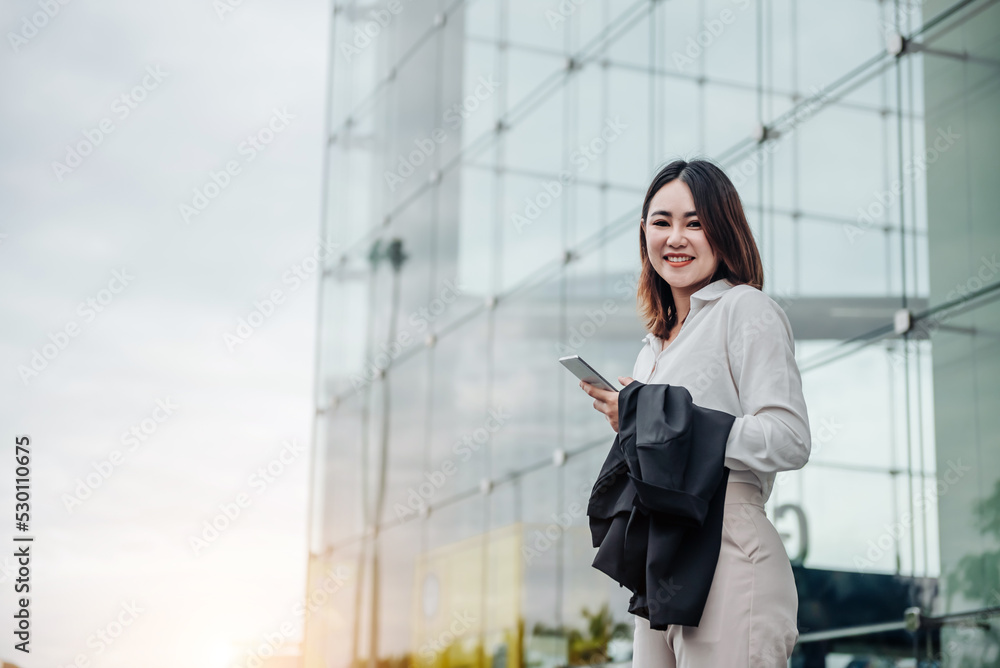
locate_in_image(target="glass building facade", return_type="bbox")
[303,0,1000,665]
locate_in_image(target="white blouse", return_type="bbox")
[630,277,811,502]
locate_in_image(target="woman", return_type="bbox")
[579,159,811,666]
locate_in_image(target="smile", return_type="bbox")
[665,255,694,266]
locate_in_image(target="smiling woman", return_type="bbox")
[578,159,810,667]
[637,159,763,344]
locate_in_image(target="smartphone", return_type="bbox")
[559,355,618,392]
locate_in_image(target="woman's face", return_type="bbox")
[643,179,719,295]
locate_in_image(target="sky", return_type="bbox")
[0,0,328,665]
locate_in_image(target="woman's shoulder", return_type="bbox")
[719,282,765,310]
[719,283,792,330]
[719,282,777,308]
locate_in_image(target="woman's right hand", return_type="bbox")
[580,376,634,433]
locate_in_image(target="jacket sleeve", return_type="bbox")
[724,288,811,474]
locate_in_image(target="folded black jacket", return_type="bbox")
[587,381,737,630]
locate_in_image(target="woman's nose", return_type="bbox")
[666,224,686,245]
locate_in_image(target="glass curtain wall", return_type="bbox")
[922,0,1000,663]
[302,0,999,666]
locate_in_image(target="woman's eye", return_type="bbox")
[688,221,701,227]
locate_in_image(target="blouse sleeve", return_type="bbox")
[723,288,811,474]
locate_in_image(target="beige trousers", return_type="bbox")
[632,481,799,667]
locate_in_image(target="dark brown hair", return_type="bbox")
[638,159,763,339]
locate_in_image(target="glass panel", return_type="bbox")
[919,0,1000,618]
[796,0,884,106]
[606,68,652,187]
[657,76,702,159]
[519,466,562,662]
[702,0,758,88]
[427,316,490,496]
[704,82,758,156]
[419,500,486,665]
[500,171,565,291]
[505,49,566,117]
[453,164,497,303]
[508,0,570,54]
[379,349,430,527]
[491,278,562,478]
[321,392,365,545]
[798,217,889,297]
[458,39,502,150]
[604,6,650,69]
[797,104,890,224]
[374,521,421,659]
[504,86,565,176]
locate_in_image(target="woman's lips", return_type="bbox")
[664,256,694,267]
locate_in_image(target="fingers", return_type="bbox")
[581,381,619,422]
[618,375,634,386]
[580,380,616,402]
[592,397,616,417]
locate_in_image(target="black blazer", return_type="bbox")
[587,381,736,630]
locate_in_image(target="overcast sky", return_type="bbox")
[0,1,327,665]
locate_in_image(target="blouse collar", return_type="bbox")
[640,278,735,344]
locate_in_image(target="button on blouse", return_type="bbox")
[630,277,811,501]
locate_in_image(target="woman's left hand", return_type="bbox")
[581,376,634,433]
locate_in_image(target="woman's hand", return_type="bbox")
[580,376,634,433]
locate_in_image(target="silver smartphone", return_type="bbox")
[559,354,618,392]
